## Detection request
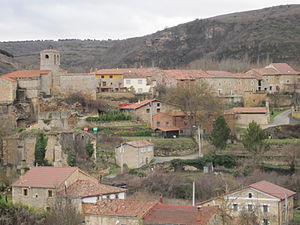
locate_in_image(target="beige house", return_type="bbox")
[246,63,300,93]
[224,106,269,128]
[198,180,296,225]
[115,140,154,169]
[84,199,159,225]
[12,166,125,211]
[119,99,178,125]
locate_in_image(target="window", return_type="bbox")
[263,218,269,225]
[48,190,53,198]
[263,205,268,213]
[248,193,252,198]
[103,81,107,86]
[269,86,272,91]
[166,121,170,127]
[35,194,39,198]
[126,80,131,85]
[109,75,113,78]
[138,79,143,84]
[45,54,49,59]
[157,108,160,113]
[248,204,253,211]
[233,203,238,211]
[157,103,160,107]
[23,188,28,196]
[146,109,150,113]
[157,121,160,127]
[101,75,104,78]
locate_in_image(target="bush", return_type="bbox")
[128,168,146,177]
[171,154,237,171]
[86,111,131,122]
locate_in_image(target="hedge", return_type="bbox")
[86,112,131,122]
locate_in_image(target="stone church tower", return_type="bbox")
[40,49,60,72]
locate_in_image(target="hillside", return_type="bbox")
[0,52,24,74]
[0,4,300,73]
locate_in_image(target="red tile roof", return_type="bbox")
[119,99,158,110]
[12,166,78,188]
[0,76,17,82]
[249,180,296,200]
[162,70,210,80]
[92,68,158,76]
[124,140,153,148]
[1,70,51,81]
[144,204,219,225]
[85,199,159,217]
[206,70,256,79]
[154,127,180,132]
[267,63,300,75]
[58,179,126,197]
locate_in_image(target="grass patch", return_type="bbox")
[293,213,300,223]
[270,110,283,121]
[266,138,300,144]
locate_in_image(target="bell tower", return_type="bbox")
[40,49,60,71]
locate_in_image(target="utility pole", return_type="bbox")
[198,126,203,157]
[192,181,195,206]
[120,144,124,173]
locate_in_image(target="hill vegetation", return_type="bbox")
[0,4,300,74]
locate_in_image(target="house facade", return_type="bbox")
[119,99,178,125]
[115,140,154,168]
[198,180,296,225]
[12,166,124,211]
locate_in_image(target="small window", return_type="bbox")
[157,103,160,107]
[35,194,39,198]
[166,121,170,127]
[45,54,49,59]
[109,75,113,78]
[248,193,252,198]
[101,75,104,78]
[233,203,238,211]
[263,205,268,213]
[287,80,290,83]
[269,86,272,91]
[138,80,143,84]
[248,204,253,211]
[126,80,131,85]
[157,121,160,127]
[23,188,28,196]
[48,190,53,198]
[157,108,160,113]
[146,109,150,113]
[103,81,107,86]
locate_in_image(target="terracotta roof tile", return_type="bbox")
[249,180,296,200]
[144,204,219,225]
[12,166,78,188]
[1,70,51,80]
[58,179,126,197]
[119,99,158,110]
[162,70,210,80]
[85,199,158,217]
[92,68,158,76]
[124,140,153,148]
[267,63,300,75]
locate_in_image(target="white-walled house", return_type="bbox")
[124,77,151,93]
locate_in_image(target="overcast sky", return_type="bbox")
[0,0,299,41]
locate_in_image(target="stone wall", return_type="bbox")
[18,77,41,99]
[235,113,269,127]
[60,75,97,99]
[40,73,52,96]
[244,93,267,107]
[0,104,17,131]
[0,78,17,103]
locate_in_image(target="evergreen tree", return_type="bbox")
[66,148,76,167]
[210,115,231,150]
[242,121,269,155]
[34,132,48,166]
[86,139,94,158]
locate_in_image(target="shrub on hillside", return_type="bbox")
[86,111,131,122]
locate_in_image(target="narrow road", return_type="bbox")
[154,152,200,164]
[263,109,291,129]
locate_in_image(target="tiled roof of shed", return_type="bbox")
[85,199,159,217]
[58,179,126,197]
[119,99,158,110]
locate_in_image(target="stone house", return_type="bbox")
[0,70,52,101]
[143,204,221,225]
[12,166,124,211]
[246,63,300,93]
[204,71,258,103]
[84,199,159,225]
[224,106,269,128]
[158,69,210,88]
[152,111,189,137]
[119,99,178,125]
[115,140,154,169]
[198,180,296,225]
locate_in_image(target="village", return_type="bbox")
[0,48,300,225]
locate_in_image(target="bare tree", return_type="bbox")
[283,143,300,173]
